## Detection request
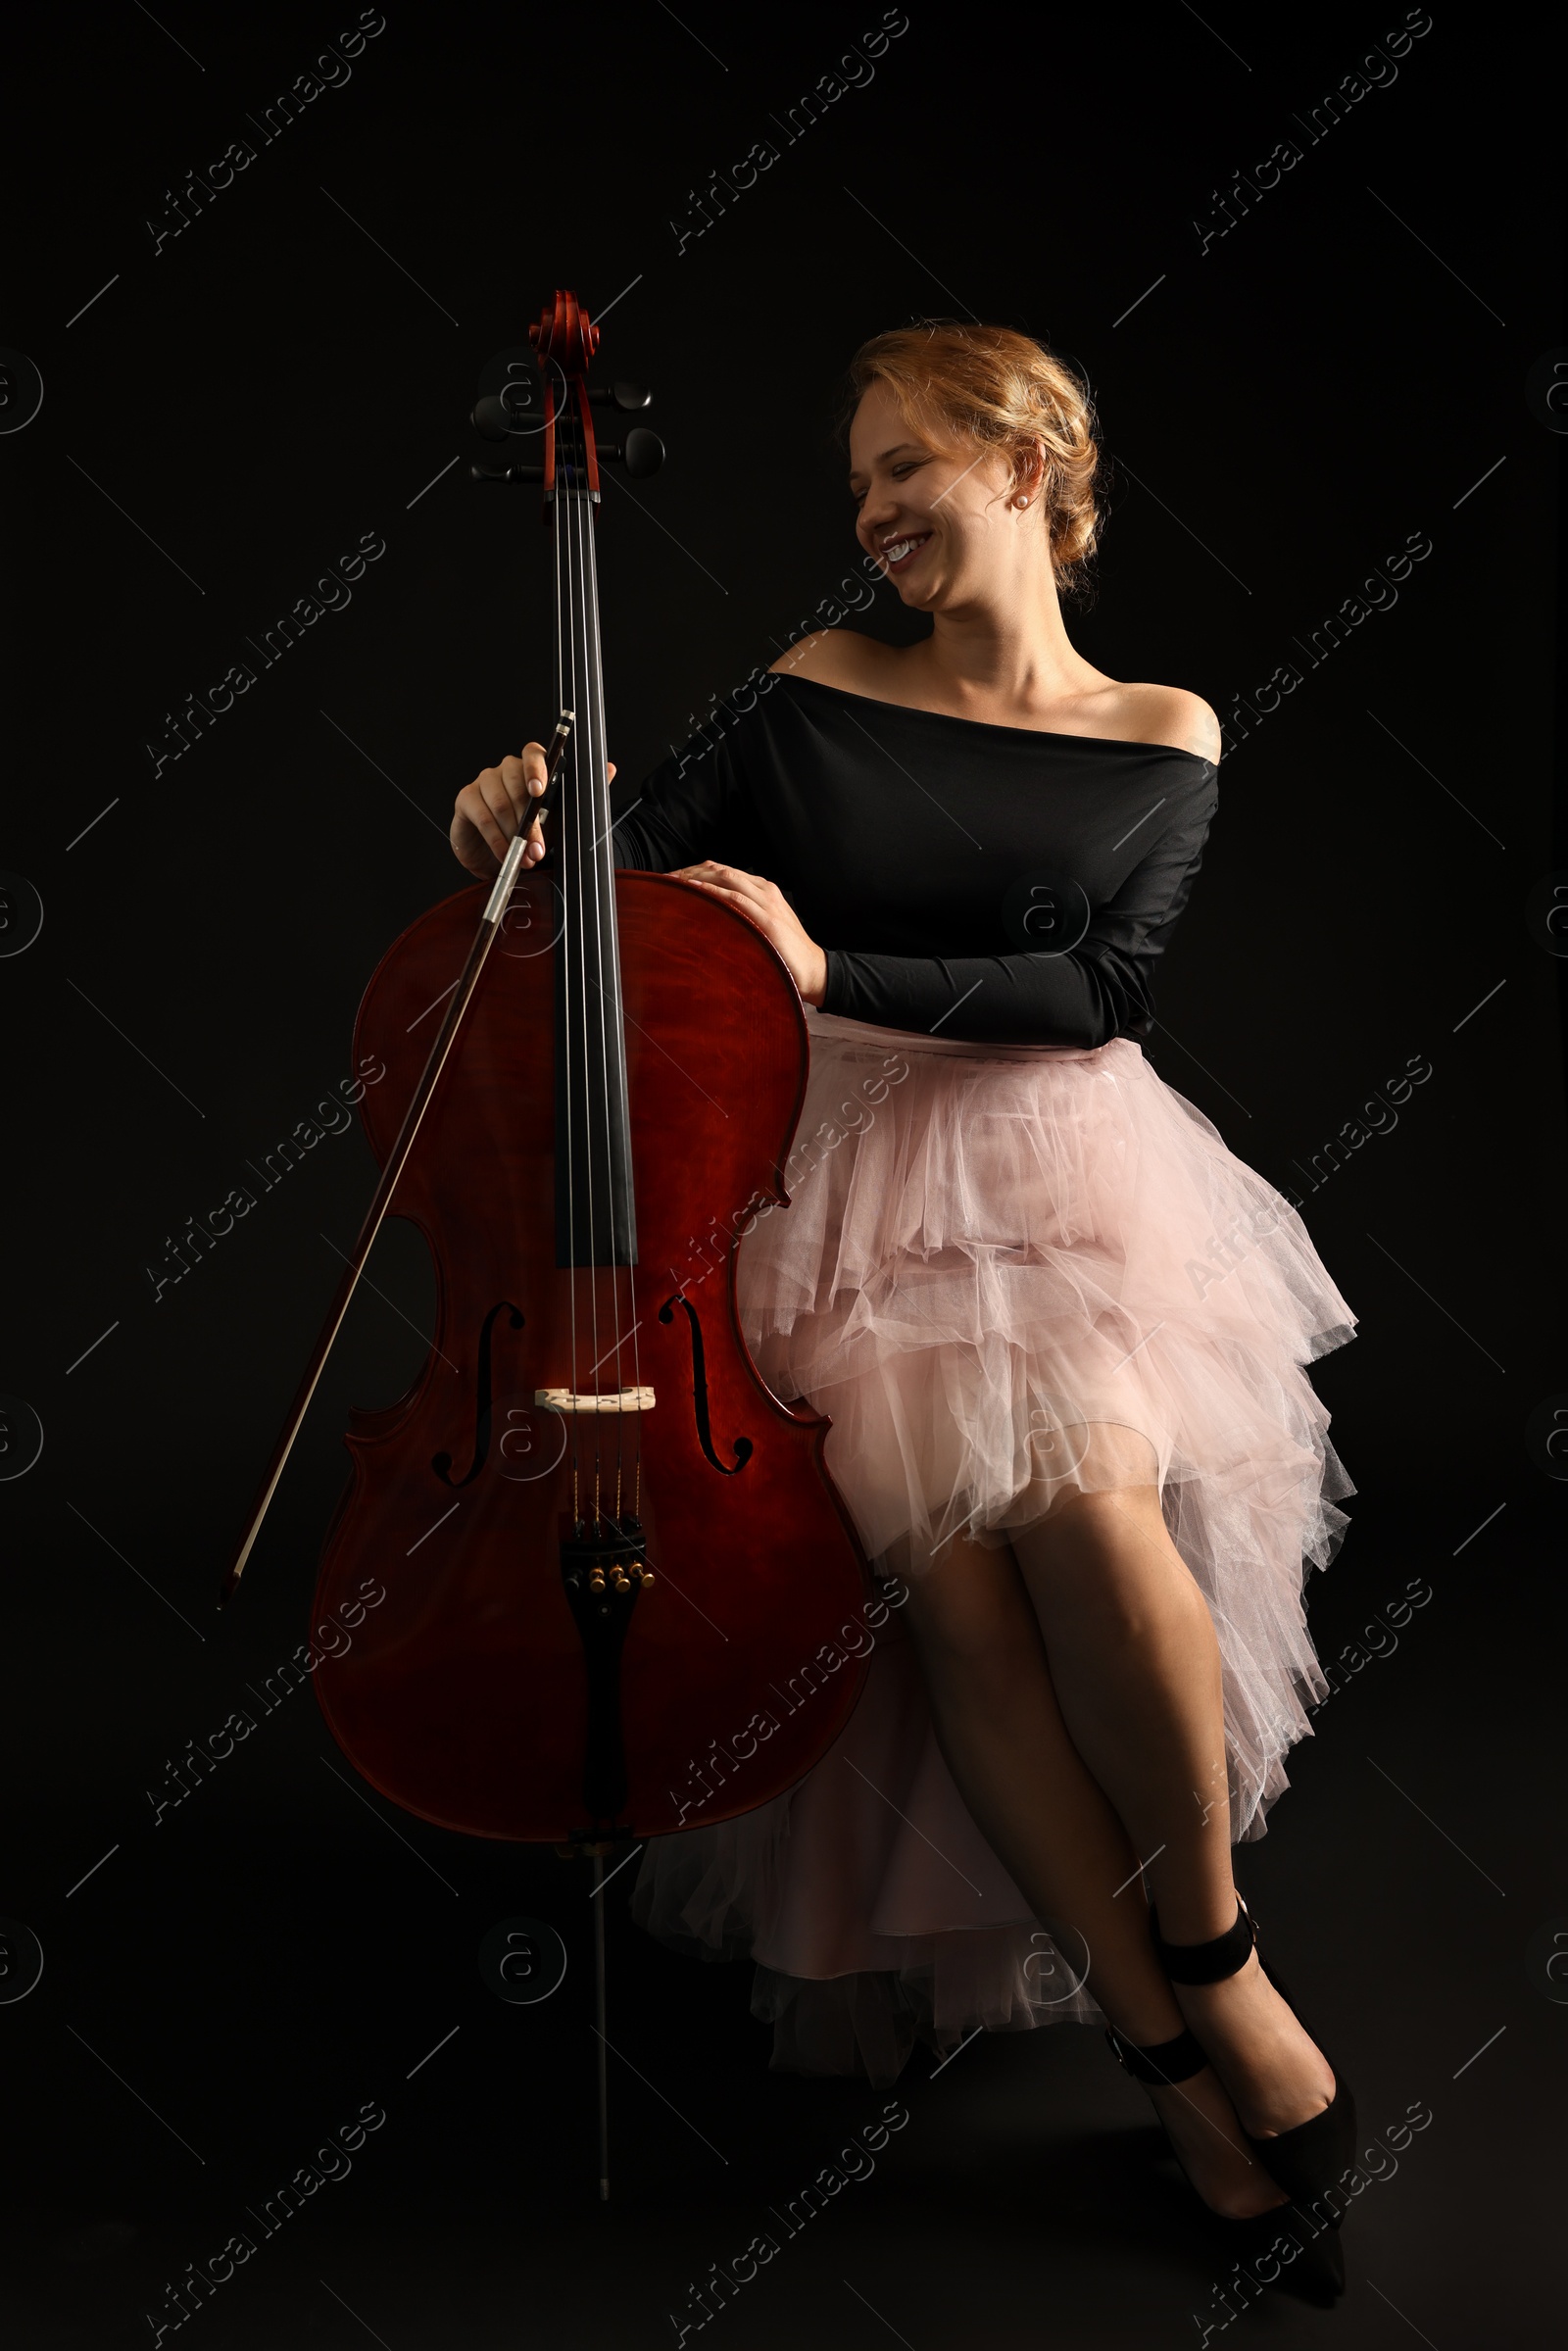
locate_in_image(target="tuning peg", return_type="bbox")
[588,379,652,413]
[472,390,548,441]
[471,396,513,442]
[598,427,664,478]
[469,461,546,483]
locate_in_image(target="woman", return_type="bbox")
[451,322,1358,2297]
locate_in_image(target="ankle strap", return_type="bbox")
[1103,2024,1209,2086]
[1150,1894,1257,1984]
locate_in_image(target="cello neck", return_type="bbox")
[547,362,637,1270]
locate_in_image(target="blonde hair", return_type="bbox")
[844,319,1101,598]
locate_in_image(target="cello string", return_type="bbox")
[579,450,642,1515]
[574,403,628,1519]
[565,404,606,1527]
[585,444,631,1513]
[584,413,622,1525]
[564,418,591,1519]
[554,372,583,1525]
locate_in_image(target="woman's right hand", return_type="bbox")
[451,745,552,881]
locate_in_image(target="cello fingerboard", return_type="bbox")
[551,411,638,1269]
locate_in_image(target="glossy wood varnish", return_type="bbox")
[310,868,871,1840]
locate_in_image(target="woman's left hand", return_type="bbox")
[669,861,828,1007]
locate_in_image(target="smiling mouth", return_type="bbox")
[880,533,931,572]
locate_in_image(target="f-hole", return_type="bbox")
[659,1292,753,1476]
[433,1301,525,1486]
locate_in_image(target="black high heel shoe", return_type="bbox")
[1150,1893,1358,2231]
[1104,2019,1346,2305]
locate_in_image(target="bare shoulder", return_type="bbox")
[1112,682,1222,763]
[767,628,896,689]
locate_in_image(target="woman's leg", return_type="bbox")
[1007,1479,1336,2138]
[896,1531,1285,2218]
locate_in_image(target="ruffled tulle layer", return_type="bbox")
[631,1010,1356,2082]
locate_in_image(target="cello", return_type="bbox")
[223,290,873,2176]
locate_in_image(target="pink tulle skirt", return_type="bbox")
[630,1007,1357,2082]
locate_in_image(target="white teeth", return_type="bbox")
[885,538,914,562]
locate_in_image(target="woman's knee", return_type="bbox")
[1019,1491,1211,1645]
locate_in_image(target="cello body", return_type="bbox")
[309,864,872,1840]
[223,287,876,1865]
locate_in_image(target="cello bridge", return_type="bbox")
[535,1385,655,1414]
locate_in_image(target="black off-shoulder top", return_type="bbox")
[612,673,1218,1049]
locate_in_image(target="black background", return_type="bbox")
[2,3,1564,2344]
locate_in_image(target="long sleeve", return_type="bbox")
[820,939,1141,1047]
[819,779,1217,1047]
[611,732,765,874]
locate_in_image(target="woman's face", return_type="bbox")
[848,378,1034,612]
